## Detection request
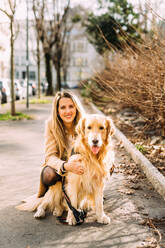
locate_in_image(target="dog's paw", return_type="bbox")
[53,208,63,217]
[67,212,76,226]
[67,216,77,226]
[34,208,45,218]
[97,214,111,224]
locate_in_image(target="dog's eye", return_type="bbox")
[87,126,91,130]
[99,126,104,130]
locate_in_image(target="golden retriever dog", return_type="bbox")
[17,114,115,225]
[65,114,115,225]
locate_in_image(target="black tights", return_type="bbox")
[41,166,62,187]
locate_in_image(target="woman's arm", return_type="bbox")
[44,119,84,175]
[44,119,66,175]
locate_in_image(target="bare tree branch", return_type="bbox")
[0,7,11,18]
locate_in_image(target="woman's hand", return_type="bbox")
[64,154,84,175]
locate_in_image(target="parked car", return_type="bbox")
[0,87,7,104]
[0,78,11,104]
[61,81,69,89]
[41,81,48,93]
[14,80,23,100]
[20,79,33,98]
[29,81,37,96]
[62,81,79,89]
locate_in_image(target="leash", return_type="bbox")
[62,176,87,225]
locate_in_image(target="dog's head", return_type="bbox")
[76,114,114,155]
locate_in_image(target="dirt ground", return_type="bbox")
[0,91,165,248]
[94,99,165,178]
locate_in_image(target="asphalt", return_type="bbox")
[0,91,165,248]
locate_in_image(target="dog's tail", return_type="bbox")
[16,194,43,212]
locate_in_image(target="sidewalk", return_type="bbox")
[0,91,165,248]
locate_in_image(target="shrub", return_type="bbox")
[88,35,165,137]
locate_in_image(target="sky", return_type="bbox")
[0,0,164,23]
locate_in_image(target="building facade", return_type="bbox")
[14,20,45,83]
[0,21,10,78]
[66,22,102,87]
[14,18,101,89]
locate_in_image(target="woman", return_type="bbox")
[17,91,85,212]
[38,90,85,198]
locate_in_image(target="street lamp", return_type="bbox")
[26,0,29,109]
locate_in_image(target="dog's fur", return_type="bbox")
[17,114,115,225]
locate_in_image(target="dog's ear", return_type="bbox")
[76,116,86,137]
[106,117,115,141]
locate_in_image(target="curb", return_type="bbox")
[90,102,165,201]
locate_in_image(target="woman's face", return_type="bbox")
[58,97,77,126]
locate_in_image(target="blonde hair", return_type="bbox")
[51,91,84,158]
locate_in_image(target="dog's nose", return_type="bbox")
[92,139,99,145]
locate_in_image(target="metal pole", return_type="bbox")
[26,0,29,109]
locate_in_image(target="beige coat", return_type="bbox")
[37,118,74,197]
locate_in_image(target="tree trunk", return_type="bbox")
[45,52,53,95]
[10,18,16,115]
[55,60,61,92]
[53,47,62,92]
[63,66,67,84]
[37,36,41,99]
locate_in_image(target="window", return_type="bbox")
[77,41,87,52]
[76,57,83,66]
[22,71,26,79]
[84,58,88,66]
[66,72,70,81]
[15,71,19,79]
[72,42,87,53]
[15,56,19,65]
[29,71,36,80]
[21,56,26,65]
[71,57,76,66]
[77,42,84,52]
[72,43,76,52]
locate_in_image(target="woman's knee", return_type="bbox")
[41,166,61,186]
